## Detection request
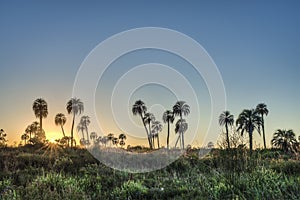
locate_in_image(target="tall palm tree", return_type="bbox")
[174,119,188,149]
[119,133,127,148]
[107,133,114,147]
[55,113,67,137]
[271,129,297,153]
[173,101,190,149]
[32,98,48,134]
[67,98,84,148]
[219,111,234,149]
[256,103,269,149]
[132,100,152,148]
[80,116,90,144]
[144,112,155,148]
[152,121,162,148]
[236,109,261,155]
[163,110,174,149]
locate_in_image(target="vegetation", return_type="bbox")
[1,98,300,199]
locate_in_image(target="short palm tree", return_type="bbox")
[77,122,85,141]
[271,129,297,153]
[119,133,127,148]
[25,125,34,143]
[163,110,174,149]
[236,109,261,155]
[174,119,188,149]
[152,120,163,148]
[112,137,119,147]
[256,103,269,149]
[173,101,190,149]
[21,133,29,145]
[80,116,90,145]
[219,111,234,149]
[67,98,84,148]
[55,113,67,137]
[107,133,114,147]
[32,98,48,134]
[132,100,152,148]
[0,129,7,146]
[90,132,97,143]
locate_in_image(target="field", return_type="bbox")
[0,145,299,200]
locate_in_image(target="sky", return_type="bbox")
[0,1,299,147]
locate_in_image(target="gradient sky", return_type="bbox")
[0,1,299,147]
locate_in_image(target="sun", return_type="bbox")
[49,138,56,143]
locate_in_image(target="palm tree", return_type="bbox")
[55,113,67,137]
[107,133,114,147]
[152,121,163,148]
[101,136,108,147]
[163,110,174,149]
[21,133,29,145]
[112,137,119,147]
[236,109,261,156]
[132,100,152,148]
[174,119,188,149]
[256,103,269,149]
[80,116,90,144]
[77,122,85,141]
[271,129,297,153]
[219,111,234,149]
[25,125,34,143]
[119,133,127,148]
[0,129,7,146]
[67,98,84,148]
[173,101,190,149]
[90,132,97,144]
[32,98,48,134]
[144,112,155,148]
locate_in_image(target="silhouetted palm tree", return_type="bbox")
[144,112,155,148]
[67,98,84,148]
[163,110,174,149]
[25,125,34,143]
[32,98,48,134]
[256,103,269,149]
[271,129,297,153]
[219,111,234,149]
[236,109,261,156]
[152,121,162,148]
[132,100,152,148]
[119,133,126,148]
[173,101,190,149]
[90,132,97,144]
[80,116,90,144]
[174,119,188,149]
[101,136,108,147]
[107,133,114,147]
[55,113,67,137]
[112,137,119,147]
[0,129,7,146]
[21,133,29,145]
[77,123,85,141]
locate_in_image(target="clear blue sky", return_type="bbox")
[0,1,299,147]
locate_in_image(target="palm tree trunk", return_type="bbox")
[86,126,89,144]
[71,113,75,148]
[157,133,160,148]
[249,128,253,156]
[225,123,230,149]
[167,121,170,149]
[39,114,43,134]
[180,113,184,149]
[149,123,153,148]
[140,114,152,149]
[261,116,266,149]
[175,134,180,148]
[61,125,65,137]
[152,136,155,149]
